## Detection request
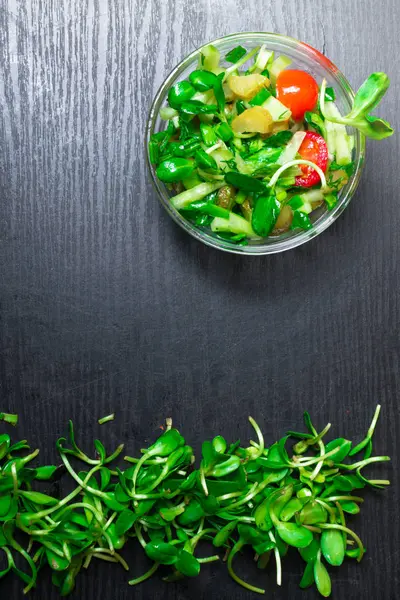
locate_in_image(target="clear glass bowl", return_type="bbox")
[146,32,365,255]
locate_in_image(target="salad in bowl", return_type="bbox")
[147,33,393,254]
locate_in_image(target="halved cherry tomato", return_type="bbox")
[295,131,328,188]
[276,69,319,121]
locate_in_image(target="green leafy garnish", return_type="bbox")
[0,405,389,598]
[320,74,394,139]
[225,45,247,63]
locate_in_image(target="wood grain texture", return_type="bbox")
[0,0,399,598]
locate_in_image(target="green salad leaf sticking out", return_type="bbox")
[0,405,390,597]
[320,74,394,139]
[150,42,394,244]
[0,412,18,426]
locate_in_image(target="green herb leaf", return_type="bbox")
[225,46,247,63]
[321,529,345,566]
[314,553,332,597]
[224,171,266,193]
[321,74,394,139]
[252,193,280,237]
[300,559,315,588]
[276,522,313,549]
[145,541,179,565]
[176,550,200,577]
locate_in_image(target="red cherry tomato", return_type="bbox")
[276,69,319,121]
[295,131,328,188]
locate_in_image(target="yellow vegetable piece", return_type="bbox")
[270,120,290,133]
[273,205,293,234]
[228,74,269,100]
[231,106,273,134]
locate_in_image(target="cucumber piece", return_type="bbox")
[254,45,274,72]
[324,102,352,165]
[210,145,234,171]
[172,182,225,210]
[182,173,204,190]
[211,212,256,237]
[277,131,306,165]
[262,95,291,122]
[269,55,292,82]
[199,44,221,73]
[160,107,178,120]
[289,189,325,214]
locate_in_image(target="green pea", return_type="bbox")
[156,158,195,183]
[168,81,196,109]
[189,69,218,91]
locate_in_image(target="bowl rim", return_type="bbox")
[146,32,366,255]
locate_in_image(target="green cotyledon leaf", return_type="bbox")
[314,552,332,597]
[300,560,315,589]
[347,73,390,119]
[213,520,239,547]
[299,501,328,525]
[175,550,200,577]
[299,536,320,563]
[145,541,179,565]
[252,193,280,237]
[321,529,345,567]
[324,438,352,463]
[275,522,313,549]
[147,429,186,457]
[320,74,394,140]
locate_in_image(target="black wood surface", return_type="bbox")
[0,0,399,598]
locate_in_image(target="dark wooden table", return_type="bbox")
[1,0,399,598]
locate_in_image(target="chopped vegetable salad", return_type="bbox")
[149,42,393,246]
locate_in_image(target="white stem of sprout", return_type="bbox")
[268,530,282,586]
[205,141,222,154]
[319,78,328,119]
[268,159,328,190]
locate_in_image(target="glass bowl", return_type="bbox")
[146,32,365,255]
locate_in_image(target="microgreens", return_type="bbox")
[0,406,390,597]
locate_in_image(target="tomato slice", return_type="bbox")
[295,131,328,188]
[276,70,319,121]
